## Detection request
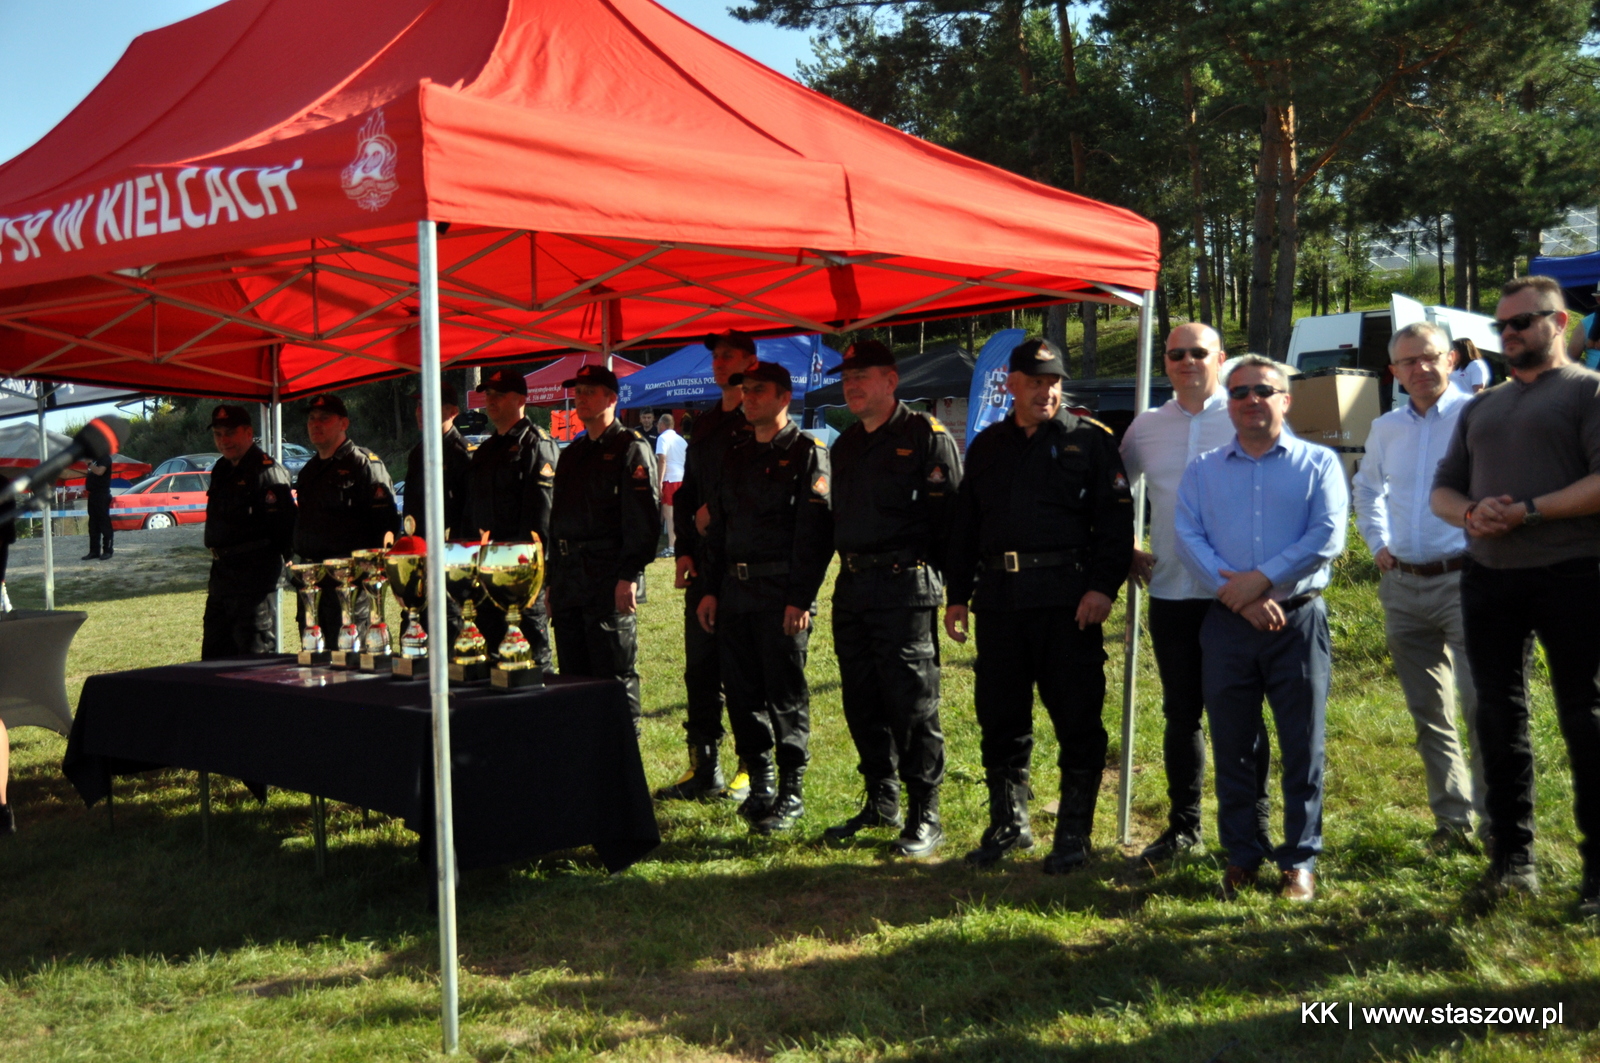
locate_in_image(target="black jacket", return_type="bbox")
[403,426,471,539]
[292,437,398,561]
[704,420,833,613]
[945,410,1133,611]
[463,418,558,545]
[206,444,297,597]
[548,420,659,611]
[672,400,752,565]
[830,402,962,610]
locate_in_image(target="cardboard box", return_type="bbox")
[1288,367,1380,448]
[1332,445,1363,486]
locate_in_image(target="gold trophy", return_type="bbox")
[352,547,393,673]
[477,540,546,690]
[386,539,429,680]
[444,540,489,683]
[288,561,330,665]
[324,558,362,668]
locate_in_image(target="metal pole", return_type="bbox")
[602,305,613,371]
[1118,290,1155,846]
[417,220,460,1055]
[36,394,54,610]
[268,357,285,652]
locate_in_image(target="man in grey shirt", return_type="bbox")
[1432,274,1600,909]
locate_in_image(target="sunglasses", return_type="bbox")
[1227,384,1286,401]
[1165,346,1214,361]
[1490,310,1557,334]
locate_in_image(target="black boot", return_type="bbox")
[655,740,726,801]
[823,777,901,841]
[1,803,13,835]
[737,754,777,823]
[754,765,806,834]
[1042,768,1101,874]
[965,769,1033,867]
[892,784,943,858]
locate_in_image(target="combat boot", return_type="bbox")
[964,769,1033,868]
[737,754,776,823]
[823,777,902,841]
[755,765,806,834]
[892,783,943,858]
[654,740,726,801]
[1042,768,1101,875]
[1,803,13,835]
[719,759,752,802]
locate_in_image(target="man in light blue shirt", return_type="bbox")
[1354,322,1484,851]
[1175,355,1348,902]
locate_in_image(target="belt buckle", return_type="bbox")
[1003,551,1019,573]
[736,562,749,581]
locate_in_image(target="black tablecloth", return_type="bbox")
[62,656,659,872]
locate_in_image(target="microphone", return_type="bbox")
[0,415,130,513]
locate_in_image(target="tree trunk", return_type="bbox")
[1212,218,1226,326]
[1452,214,1467,309]
[1057,3,1087,190]
[1270,96,1299,361]
[1239,214,1251,330]
[1080,301,1097,375]
[1248,104,1279,354]
[1046,304,1071,376]
[1184,66,1212,326]
[1156,282,1171,349]
[1435,217,1447,305]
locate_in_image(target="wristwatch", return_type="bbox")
[1522,499,1543,527]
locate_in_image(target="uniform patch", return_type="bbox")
[540,462,555,476]
[367,450,382,461]
[264,490,277,503]
[631,464,647,480]
[1113,472,1129,490]
[896,447,913,457]
[1065,444,1082,453]
[813,474,829,496]
[374,485,386,498]
[778,459,790,467]
[927,467,946,484]
[1084,416,1113,434]
[929,417,946,433]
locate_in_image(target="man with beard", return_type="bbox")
[1432,275,1600,909]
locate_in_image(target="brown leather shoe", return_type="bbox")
[1221,864,1258,900]
[1279,868,1316,902]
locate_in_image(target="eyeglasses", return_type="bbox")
[1393,353,1444,371]
[1227,384,1286,401]
[1490,310,1557,334]
[1165,347,1214,361]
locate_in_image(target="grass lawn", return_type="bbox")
[4,533,1600,1061]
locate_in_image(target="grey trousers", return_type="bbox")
[1378,568,1486,835]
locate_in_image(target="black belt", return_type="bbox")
[1279,591,1322,611]
[729,561,790,580]
[1394,555,1467,577]
[840,549,922,575]
[210,538,272,560]
[982,550,1081,573]
[557,537,620,557]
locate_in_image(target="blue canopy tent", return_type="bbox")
[1531,252,1600,313]
[617,335,842,410]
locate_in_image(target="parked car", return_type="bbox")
[150,453,221,476]
[110,471,210,530]
[279,442,312,473]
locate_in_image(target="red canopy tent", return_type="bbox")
[464,353,642,409]
[0,0,1161,1050]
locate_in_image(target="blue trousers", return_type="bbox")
[1200,598,1330,872]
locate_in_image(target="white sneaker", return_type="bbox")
[0,582,11,613]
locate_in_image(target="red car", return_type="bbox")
[110,472,211,530]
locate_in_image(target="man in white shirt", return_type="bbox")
[1120,323,1271,863]
[1355,321,1485,851]
[655,413,687,557]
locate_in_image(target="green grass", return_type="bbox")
[4,532,1600,1061]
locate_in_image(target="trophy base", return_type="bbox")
[329,650,363,669]
[449,661,490,684]
[298,650,332,666]
[491,666,545,691]
[359,653,393,674]
[391,657,428,680]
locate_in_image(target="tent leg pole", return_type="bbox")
[200,770,211,852]
[1118,290,1156,847]
[418,219,461,1056]
[268,368,284,653]
[36,396,54,611]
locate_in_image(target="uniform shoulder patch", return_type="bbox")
[366,449,383,461]
[1082,416,1113,435]
[260,453,274,465]
[927,414,946,433]
[811,434,825,447]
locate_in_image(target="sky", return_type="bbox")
[0,0,817,432]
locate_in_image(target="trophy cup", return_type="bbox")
[324,558,362,668]
[289,562,330,665]
[477,540,546,690]
[444,540,489,683]
[352,547,393,673]
[386,538,429,680]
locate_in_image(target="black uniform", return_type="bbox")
[464,417,559,669]
[547,419,658,717]
[672,401,753,745]
[85,461,113,557]
[201,444,297,659]
[704,422,832,777]
[403,424,471,647]
[945,409,1134,857]
[293,437,398,646]
[831,402,961,799]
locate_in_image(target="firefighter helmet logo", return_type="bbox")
[341,110,399,212]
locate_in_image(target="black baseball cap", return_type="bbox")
[306,393,348,418]
[728,361,793,391]
[838,339,895,372]
[704,329,757,356]
[1009,337,1067,377]
[210,404,252,429]
[412,381,461,408]
[475,368,528,396]
[562,363,620,392]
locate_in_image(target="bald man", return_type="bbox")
[1119,323,1271,864]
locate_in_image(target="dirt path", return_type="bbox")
[5,525,211,606]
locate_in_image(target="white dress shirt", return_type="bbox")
[1119,388,1235,600]
[1353,387,1471,564]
